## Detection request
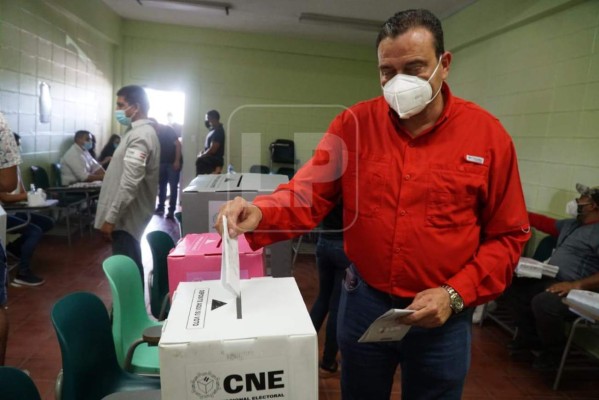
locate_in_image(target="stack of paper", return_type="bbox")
[566,289,599,320]
[515,257,559,279]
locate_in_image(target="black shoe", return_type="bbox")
[12,273,45,287]
[155,207,165,215]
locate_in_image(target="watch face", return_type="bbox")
[452,296,464,313]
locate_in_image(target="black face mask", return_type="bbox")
[204,120,211,129]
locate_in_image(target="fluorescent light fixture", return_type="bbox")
[299,13,383,32]
[138,0,231,15]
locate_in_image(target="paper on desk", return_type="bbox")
[358,309,415,343]
[220,215,240,298]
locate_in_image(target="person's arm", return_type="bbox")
[0,181,27,203]
[0,129,21,192]
[528,211,559,237]
[173,139,182,171]
[546,273,599,296]
[0,166,17,193]
[102,128,155,226]
[201,140,221,157]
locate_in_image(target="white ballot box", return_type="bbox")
[159,278,317,400]
[181,173,292,277]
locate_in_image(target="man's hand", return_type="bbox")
[546,281,580,297]
[214,196,262,238]
[100,222,115,242]
[396,287,453,328]
[173,160,181,171]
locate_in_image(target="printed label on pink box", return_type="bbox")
[167,233,264,296]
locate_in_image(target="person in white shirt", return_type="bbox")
[60,130,105,186]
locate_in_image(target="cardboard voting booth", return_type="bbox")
[167,233,265,296]
[160,217,317,400]
[181,173,292,278]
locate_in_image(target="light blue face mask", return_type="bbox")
[115,108,131,126]
[83,141,93,151]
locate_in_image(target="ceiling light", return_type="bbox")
[138,0,231,15]
[299,13,383,32]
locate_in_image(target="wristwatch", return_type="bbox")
[441,285,464,314]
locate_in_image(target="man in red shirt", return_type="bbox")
[217,9,530,399]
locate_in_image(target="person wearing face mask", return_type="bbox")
[504,183,599,371]
[94,85,161,284]
[215,9,529,399]
[98,134,121,170]
[59,130,105,186]
[195,109,225,175]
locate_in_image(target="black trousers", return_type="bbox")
[111,230,143,288]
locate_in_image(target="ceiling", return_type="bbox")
[101,0,478,45]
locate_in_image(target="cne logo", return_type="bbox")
[191,372,220,398]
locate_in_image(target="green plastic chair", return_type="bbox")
[51,292,160,400]
[0,366,42,400]
[146,230,175,320]
[102,255,162,375]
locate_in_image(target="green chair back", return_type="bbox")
[102,255,161,374]
[0,366,42,400]
[146,231,175,320]
[51,292,160,400]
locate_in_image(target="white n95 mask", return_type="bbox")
[565,199,578,217]
[383,56,443,119]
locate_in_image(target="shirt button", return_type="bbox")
[400,210,406,216]
[404,174,411,180]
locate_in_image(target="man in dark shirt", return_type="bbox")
[196,109,225,175]
[153,120,182,219]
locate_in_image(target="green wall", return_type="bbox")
[0,0,121,186]
[119,20,380,186]
[444,0,599,217]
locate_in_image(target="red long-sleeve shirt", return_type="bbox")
[246,84,530,307]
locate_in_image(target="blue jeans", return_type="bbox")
[111,230,143,287]
[338,264,472,400]
[157,163,180,213]
[309,235,350,367]
[6,213,54,275]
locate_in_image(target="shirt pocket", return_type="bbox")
[426,162,488,228]
[343,154,388,218]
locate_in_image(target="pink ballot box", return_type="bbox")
[167,233,265,295]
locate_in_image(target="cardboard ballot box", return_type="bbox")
[167,233,265,296]
[159,278,317,400]
[181,173,292,278]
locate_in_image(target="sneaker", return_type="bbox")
[154,207,165,215]
[12,273,45,287]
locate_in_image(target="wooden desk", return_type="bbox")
[101,389,161,400]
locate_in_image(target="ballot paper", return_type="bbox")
[358,308,415,343]
[220,216,241,317]
[515,257,559,279]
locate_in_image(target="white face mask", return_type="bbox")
[382,56,443,119]
[565,199,578,217]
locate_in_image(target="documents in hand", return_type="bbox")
[515,257,559,279]
[565,289,599,320]
[358,309,414,343]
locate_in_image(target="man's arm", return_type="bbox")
[0,166,17,193]
[0,181,27,203]
[173,139,182,171]
[528,212,559,237]
[547,273,599,296]
[201,140,221,157]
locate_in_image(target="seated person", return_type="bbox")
[504,183,599,370]
[98,134,121,170]
[60,130,105,186]
[0,133,54,287]
[195,110,224,175]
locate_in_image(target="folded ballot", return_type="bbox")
[566,289,599,320]
[358,309,414,343]
[515,257,559,279]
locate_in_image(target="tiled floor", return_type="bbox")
[3,214,599,399]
